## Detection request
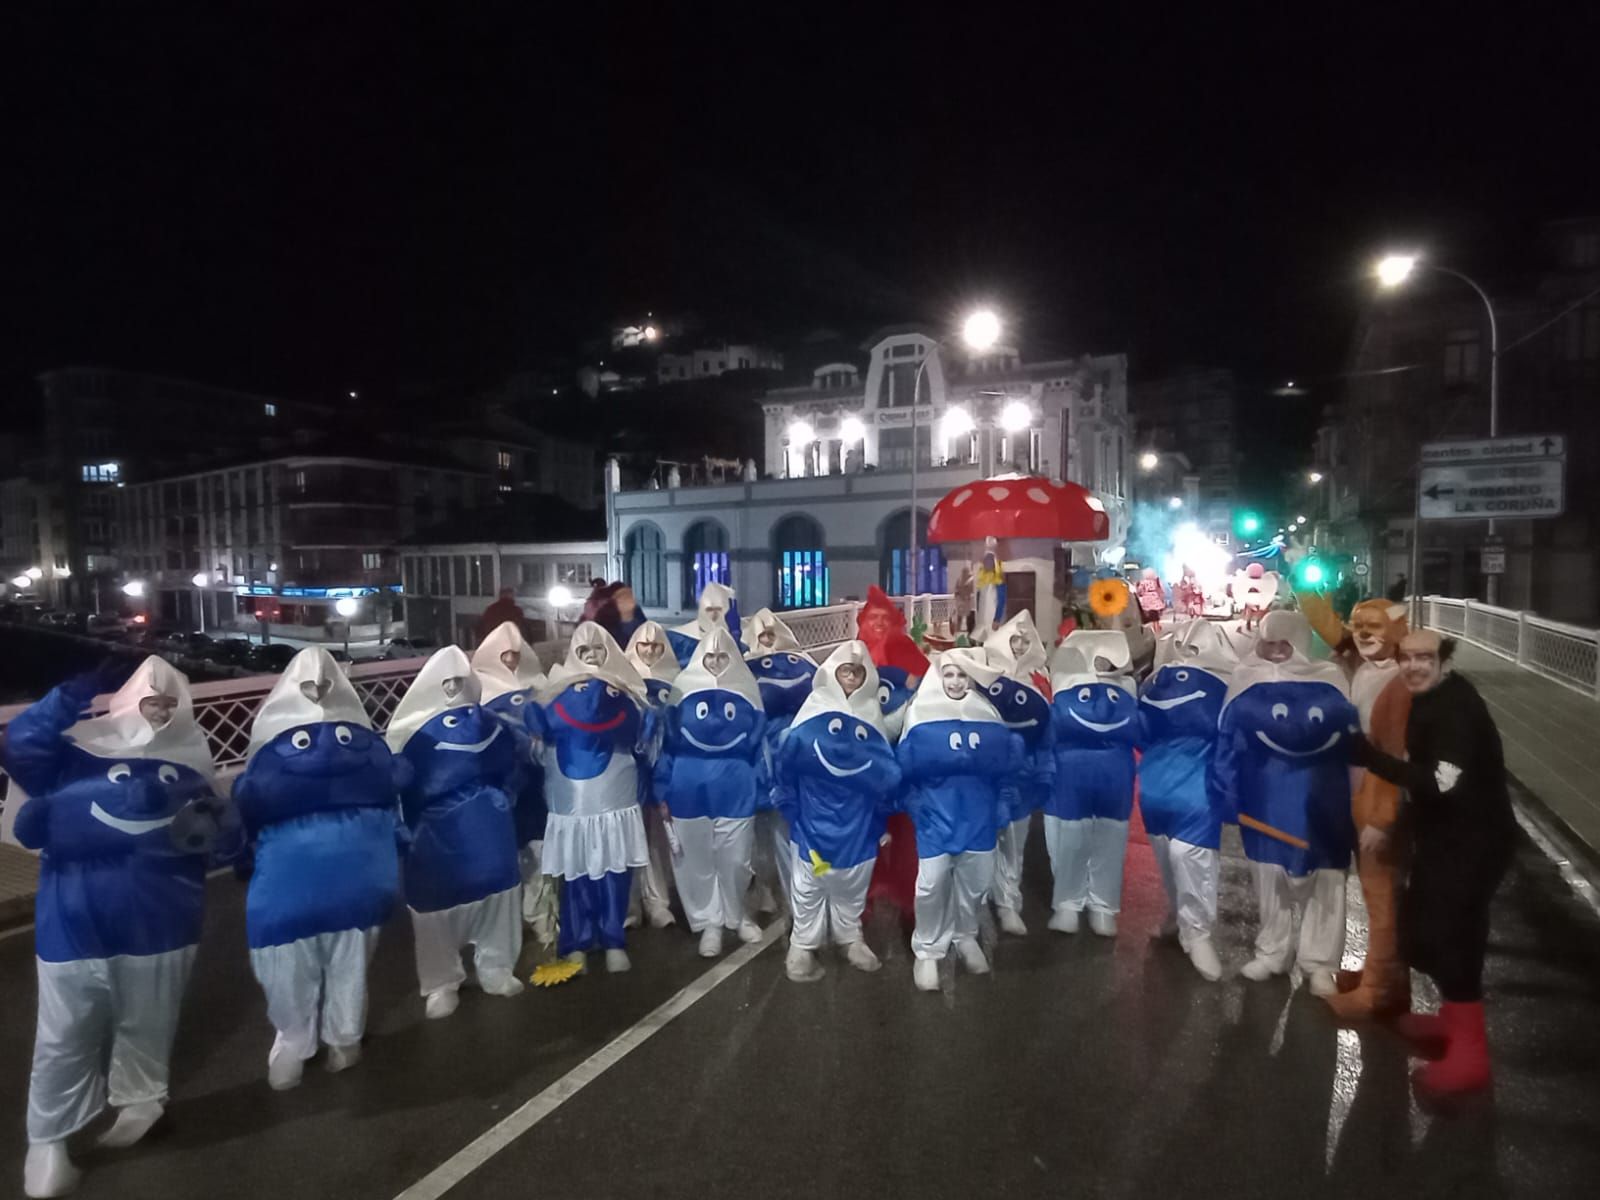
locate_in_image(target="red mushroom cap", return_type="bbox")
[926,477,1109,544]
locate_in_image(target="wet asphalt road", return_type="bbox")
[2,814,1598,1200]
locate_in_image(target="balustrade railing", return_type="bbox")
[1422,595,1600,700]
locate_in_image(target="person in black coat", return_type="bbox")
[1349,630,1516,1102]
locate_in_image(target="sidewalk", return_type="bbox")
[0,843,39,930]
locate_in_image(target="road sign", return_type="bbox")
[1419,459,1565,520]
[1481,546,1506,575]
[1420,434,1565,465]
[1354,562,1369,577]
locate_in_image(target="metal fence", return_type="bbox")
[1422,595,1600,699]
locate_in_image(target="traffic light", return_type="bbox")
[1293,556,1327,589]
[1233,510,1263,538]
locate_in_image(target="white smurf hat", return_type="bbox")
[900,647,1004,737]
[984,610,1048,680]
[625,620,680,685]
[668,626,762,710]
[742,607,804,654]
[541,620,649,704]
[791,640,885,737]
[471,621,547,703]
[385,645,480,753]
[248,646,371,759]
[68,656,215,780]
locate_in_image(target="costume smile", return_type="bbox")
[1254,729,1342,758]
[555,704,627,733]
[1068,710,1131,733]
[434,727,501,753]
[89,802,175,836]
[682,727,748,753]
[1145,690,1207,710]
[812,741,869,777]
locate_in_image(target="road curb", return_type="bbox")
[0,893,33,936]
[1509,772,1600,913]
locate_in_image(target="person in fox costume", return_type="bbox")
[854,586,928,925]
[1298,592,1414,1019]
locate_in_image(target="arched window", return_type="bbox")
[624,522,666,609]
[773,514,828,610]
[879,509,947,595]
[682,520,730,605]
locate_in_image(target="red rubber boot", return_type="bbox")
[1413,1002,1492,1099]
[1389,1010,1448,1060]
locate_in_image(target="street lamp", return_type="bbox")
[335,596,359,658]
[122,580,146,598]
[191,572,210,634]
[1308,471,1324,484]
[786,419,815,478]
[26,566,42,580]
[1139,451,1160,472]
[1168,496,1184,510]
[11,574,29,590]
[1377,251,1504,604]
[839,415,865,444]
[908,309,1004,594]
[1000,400,1032,432]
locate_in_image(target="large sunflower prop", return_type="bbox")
[1089,578,1130,619]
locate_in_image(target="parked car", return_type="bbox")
[379,636,437,660]
[160,631,216,658]
[246,643,298,673]
[86,614,128,639]
[202,638,255,667]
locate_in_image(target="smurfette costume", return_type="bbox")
[982,611,1054,936]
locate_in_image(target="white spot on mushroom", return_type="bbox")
[951,489,973,507]
[987,486,1011,502]
[1027,487,1051,504]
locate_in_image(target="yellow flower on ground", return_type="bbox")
[530,959,585,987]
[1089,579,1129,618]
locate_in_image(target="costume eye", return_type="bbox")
[787,655,801,664]
[1176,670,1190,682]
[1309,706,1325,723]
[442,715,461,729]
[828,717,843,735]
[877,685,891,705]
[1014,692,1027,706]
[158,765,179,784]
[573,681,589,693]
[291,730,312,750]
[854,725,868,741]
[107,762,132,783]
[695,701,710,720]
[335,725,354,744]
[1271,703,1288,720]
[761,657,774,669]
[1077,687,1092,703]
[948,732,962,751]
[1108,691,1121,704]
[967,732,981,749]
[988,683,1004,696]
[723,702,736,721]
[509,694,526,706]
[605,686,619,698]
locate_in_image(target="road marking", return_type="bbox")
[392,920,787,1200]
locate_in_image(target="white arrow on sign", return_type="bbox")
[1420,434,1565,465]
[1419,459,1565,521]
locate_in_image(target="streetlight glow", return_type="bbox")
[192,572,210,588]
[787,419,815,447]
[548,584,574,609]
[940,407,975,440]
[1297,514,1307,523]
[839,416,866,443]
[1168,496,1184,510]
[122,580,146,598]
[1139,451,1160,472]
[335,597,359,618]
[1375,254,1418,289]
[961,309,1001,351]
[1308,471,1324,483]
[11,575,30,589]
[1000,400,1033,432]
[26,566,42,580]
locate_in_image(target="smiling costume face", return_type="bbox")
[788,641,897,784]
[385,646,514,794]
[1222,610,1356,763]
[668,627,764,758]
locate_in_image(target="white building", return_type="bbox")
[657,343,784,384]
[608,326,1132,621]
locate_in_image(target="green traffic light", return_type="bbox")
[1302,561,1324,586]
[1234,510,1262,537]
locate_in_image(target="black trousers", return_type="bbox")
[1399,839,1512,1003]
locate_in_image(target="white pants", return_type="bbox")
[519,842,558,944]
[250,927,380,1063]
[1250,861,1347,974]
[1150,835,1219,950]
[28,946,196,1143]
[640,806,677,918]
[789,846,874,951]
[912,850,995,961]
[410,885,523,998]
[991,816,1031,913]
[752,809,794,916]
[670,816,755,932]
[1044,815,1129,914]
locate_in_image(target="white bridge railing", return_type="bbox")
[1421,595,1600,700]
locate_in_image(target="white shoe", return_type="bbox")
[1152,914,1180,941]
[912,958,940,992]
[562,949,589,975]
[1047,907,1080,934]
[996,907,1028,937]
[478,969,525,997]
[424,987,461,1020]
[646,905,676,929]
[736,919,763,945]
[23,1142,79,1199]
[698,927,723,958]
[605,949,632,973]
[623,910,641,930]
[1306,969,1338,997]
[1240,955,1284,982]
[844,940,882,973]
[1087,909,1118,938]
[785,946,825,983]
[267,1040,305,1090]
[97,1100,163,1148]
[956,937,991,975]
[1186,937,1224,982]
[325,1042,362,1073]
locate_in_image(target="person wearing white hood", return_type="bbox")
[470,623,556,946]
[625,620,681,929]
[232,648,405,1089]
[742,607,817,921]
[386,646,523,1018]
[4,658,227,1198]
[655,627,768,957]
[1215,610,1358,994]
[666,580,744,667]
[982,612,1055,937]
[772,641,902,981]
[898,648,1022,991]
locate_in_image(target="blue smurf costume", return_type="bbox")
[624,619,680,929]
[982,611,1054,938]
[775,641,901,982]
[4,659,221,1197]
[742,607,816,919]
[469,623,555,946]
[656,627,767,958]
[1046,631,1139,937]
[533,621,652,973]
[667,580,743,667]
[1216,610,1357,995]
[1138,620,1237,980]
[386,646,523,1018]
[898,648,1020,992]
[234,647,403,1088]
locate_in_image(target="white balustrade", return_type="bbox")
[1420,594,1600,700]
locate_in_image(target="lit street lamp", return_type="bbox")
[1308,471,1324,484]
[909,308,1003,593]
[191,572,210,634]
[10,574,29,590]
[122,580,146,598]
[1139,451,1160,472]
[335,596,359,658]
[1168,496,1184,510]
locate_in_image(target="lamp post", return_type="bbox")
[908,308,1002,595]
[191,573,209,634]
[1377,254,1503,606]
[335,596,359,659]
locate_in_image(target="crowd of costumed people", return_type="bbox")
[1,571,1515,1198]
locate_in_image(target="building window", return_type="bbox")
[496,448,513,471]
[1443,331,1481,382]
[774,514,828,609]
[263,402,277,417]
[624,523,667,609]
[80,462,120,483]
[880,362,928,408]
[880,509,946,596]
[683,520,730,603]
[1562,305,1600,362]
[878,426,930,471]
[362,552,382,570]
[519,560,544,590]
[294,470,307,493]
[556,561,591,584]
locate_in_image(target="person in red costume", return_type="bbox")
[855,587,928,927]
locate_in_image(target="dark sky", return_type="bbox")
[5,3,1597,423]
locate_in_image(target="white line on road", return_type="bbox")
[391,920,787,1200]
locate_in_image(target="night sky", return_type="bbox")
[5,4,1597,461]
